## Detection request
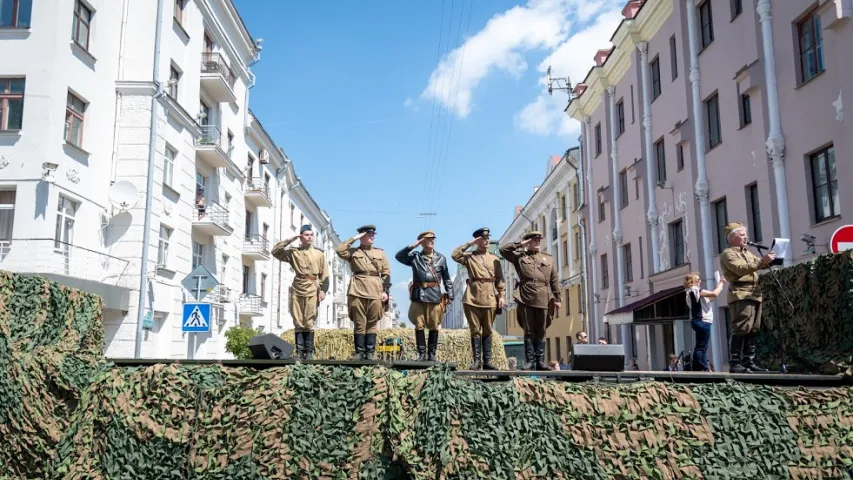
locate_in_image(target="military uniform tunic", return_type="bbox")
[272,242,330,332]
[500,242,560,339]
[720,246,770,335]
[336,241,391,334]
[451,244,505,337]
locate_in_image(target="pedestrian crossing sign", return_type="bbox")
[182,303,211,333]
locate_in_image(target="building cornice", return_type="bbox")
[115,81,157,96]
[247,113,286,168]
[290,181,330,231]
[159,94,202,138]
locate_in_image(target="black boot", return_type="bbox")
[304,331,315,361]
[521,336,535,370]
[741,333,767,372]
[729,335,747,373]
[482,336,496,370]
[427,330,439,362]
[534,338,549,371]
[351,333,365,361]
[364,333,377,361]
[295,331,306,360]
[469,337,482,370]
[415,329,427,362]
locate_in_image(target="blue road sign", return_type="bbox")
[182,303,211,333]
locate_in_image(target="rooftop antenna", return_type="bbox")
[546,65,574,98]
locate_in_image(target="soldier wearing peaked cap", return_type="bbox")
[396,230,453,362]
[336,225,391,360]
[271,224,330,360]
[500,231,560,371]
[452,227,505,370]
[719,222,776,373]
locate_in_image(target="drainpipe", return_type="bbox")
[576,134,589,334]
[637,42,660,273]
[605,86,627,356]
[757,0,791,267]
[133,0,166,359]
[686,0,722,369]
[581,117,600,341]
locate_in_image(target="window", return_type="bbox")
[747,184,762,242]
[72,1,92,50]
[669,35,678,80]
[0,0,32,27]
[163,145,176,187]
[601,254,609,289]
[192,241,203,268]
[228,131,234,157]
[65,92,86,147]
[242,265,250,294]
[204,33,215,53]
[740,93,752,127]
[0,190,16,255]
[650,57,661,100]
[810,145,838,222]
[300,213,304,228]
[572,183,579,210]
[578,281,585,313]
[157,225,172,266]
[620,170,629,209]
[220,254,229,284]
[598,195,606,223]
[54,196,78,249]
[699,1,714,49]
[174,0,186,24]
[705,93,721,149]
[245,209,253,238]
[676,143,684,171]
[168,65,180,99]
[546,338,552,362]
[797,10,824,84]
[561,194,567,220]
[634,176,639,200]
[290,202,295,228]
[562,239,568,266]
[638,236,644,279]
[630,85,635,123]
[616,100,625,135]
[261,273,267,299]
[0,78,25,131]
[731,0,742,19]
[563,289,570,316]
[670,220,684,266]
[574,230,581,260]
[624,243,633,282]
[556,336,562,362]
[655,139,666,183]
[713,198,728,254]
[594,123,602,156]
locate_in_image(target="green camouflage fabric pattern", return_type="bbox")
[757,251,853,376]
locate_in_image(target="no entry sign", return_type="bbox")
[830,225,853,254]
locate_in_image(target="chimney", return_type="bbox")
[594,49,612,67]
[572,83,587,96]
[622,0,643,19]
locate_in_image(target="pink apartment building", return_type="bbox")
[567,0,851,370]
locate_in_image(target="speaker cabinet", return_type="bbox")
[248,334,294,360]
[572,344,625,372]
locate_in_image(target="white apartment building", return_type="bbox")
[0,0,349,359]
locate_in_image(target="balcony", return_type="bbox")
[205,284,231,304]
[238,293,263,317]
[244,177,272,207]
[193,201,232,236]
[242,234,270,260]
[0,239,132,311]
[200,52,237,103]
[194,125,233,169]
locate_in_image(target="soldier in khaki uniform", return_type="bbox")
[335,225,391,360]
[719,222,776,373]
[271,224,330,360]
[451,227,505,370]
[500,231,561,371]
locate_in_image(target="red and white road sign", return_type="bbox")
[829,225,853,253]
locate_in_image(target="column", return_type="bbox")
[637,41,661,273]
[606,86,627,356]
[582,116,600,341]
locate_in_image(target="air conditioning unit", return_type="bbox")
[259,149,270,164]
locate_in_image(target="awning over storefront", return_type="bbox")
[603,286,688,325]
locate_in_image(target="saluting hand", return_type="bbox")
[354,232,366,240]
[381,293,388,302]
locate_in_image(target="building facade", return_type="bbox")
[567,0,851,370]
[499,150,587,365]
[442,267,469,330]
[0,0,349,359]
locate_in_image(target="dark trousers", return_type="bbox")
[517,303,550,339]
[690,319,711,371]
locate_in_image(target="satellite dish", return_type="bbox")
[109,181,139,212]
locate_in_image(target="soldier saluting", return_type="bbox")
[335,225,391,360]
[452,227,505,370]
[271,224,330,360]
[395,230,453,362]
[500,231,560,371]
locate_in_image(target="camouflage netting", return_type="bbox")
[758,251,853,375]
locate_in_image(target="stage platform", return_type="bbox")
[107,358,850,388]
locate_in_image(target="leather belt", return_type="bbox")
[297,274,317,280]
[731,281,756,287]
[520,279,546,285]
[354,272,381,277]
[469,277,495,282]
[414,282,439,288]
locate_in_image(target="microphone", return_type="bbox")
[747,241,768,249]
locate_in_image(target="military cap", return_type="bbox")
[523,230,544,241]
[472,227,490,238]
[723,222,745,239]
[300,224,313,234]
[417,230,436,240]
[357,225,377,234]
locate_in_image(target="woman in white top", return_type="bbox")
[684,272,726,371]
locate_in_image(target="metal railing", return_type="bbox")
[200,52,237,87]
[207,284,231,303]
[243,234,269,255]
[0,239,132,288]
[194,201,230,230]
[239,293,263,314]
[244,177,270,198]
[196,124,222,148]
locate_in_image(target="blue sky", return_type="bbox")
[234,0,626,322]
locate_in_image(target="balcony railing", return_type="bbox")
[201,52,236,88]
[243,234,270,257]
[0,238,132,288]
[244,177,270,197]
[194,201,231,233]
[196,124,222,148]
[239,293,263,315]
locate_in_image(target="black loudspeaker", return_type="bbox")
[248,334,294,360]
[572,344,625,372]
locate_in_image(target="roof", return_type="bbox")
[603,286,684,325]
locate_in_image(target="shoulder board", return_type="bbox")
[374,247,384,251]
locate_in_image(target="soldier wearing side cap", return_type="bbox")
[396,230,453,362]
[719,222,776,373]
[452,227,505,370]
[336,225,391,360]
[500,231,561,371]
[271,224,330,360]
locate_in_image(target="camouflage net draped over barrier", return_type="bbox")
[758,251,853,375]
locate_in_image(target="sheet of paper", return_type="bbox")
[714,270,720,284]
[771,238,790,258]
